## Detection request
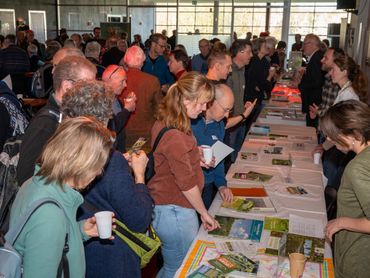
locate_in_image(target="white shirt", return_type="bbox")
[333,81,359,105]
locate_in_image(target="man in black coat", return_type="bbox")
[298,34,325,127]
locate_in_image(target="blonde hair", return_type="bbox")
[156,71,214,134]
[37,117,113,189]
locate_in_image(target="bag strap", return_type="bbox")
[5,197,70,278]
[152,127,174,153]
[82,200,151,252]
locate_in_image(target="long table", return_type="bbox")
[175,86,333,278]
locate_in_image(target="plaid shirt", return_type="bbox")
[317,74,340,117]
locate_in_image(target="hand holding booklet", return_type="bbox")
[211,140,234,167]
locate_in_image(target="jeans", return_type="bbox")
[152,205,199,278]
[224,123,247,163]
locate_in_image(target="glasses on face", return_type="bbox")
[155,42,167,49]
[215,99,232,113]
[66,79,76,84]
[108,66,123,80]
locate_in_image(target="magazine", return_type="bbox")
[240,152,259,161]
[263,217,289,232]
[209,216,264,241]
[208,253,259,274]
[263,146,284,155]
[229,187,268,197]
[272,158,292,166]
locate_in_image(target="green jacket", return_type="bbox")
[9,170,89,278]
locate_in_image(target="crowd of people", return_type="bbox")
[0,25,369,278]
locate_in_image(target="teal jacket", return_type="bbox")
[9,170,89,278]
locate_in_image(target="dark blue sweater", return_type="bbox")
[191,116,227,187]
[142,52,174,86]
[78,151,153,278]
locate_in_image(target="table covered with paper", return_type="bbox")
[175,112,333,277]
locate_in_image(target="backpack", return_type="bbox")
[0,197,70,278]
[0,108,62,233]
[30,63,53,98]
[0,84,30,137]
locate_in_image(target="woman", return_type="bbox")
[329,54,368,104]
[61,80,153,278]
[322,100,370,278]
[149,72,220,278]
[9,117,113,278]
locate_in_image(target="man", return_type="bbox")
[17,52,96,185]
[206,50,232,83]
[168,49,189,80]
[246,32,252,42]
[0,34,30,76]
[225,39,256,163]
[85,41,105,79]
[142,33,174,94]
[101,37,125,67]
[298,33,325,127]
[93,27,106,48]
[102,65,136,152]
[121,46,162,150]
[167,30,177,50]
[192,84,254,209]
[292,34,303,51]
[192,39,211,74]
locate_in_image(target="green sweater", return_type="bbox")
[9,172,89,278]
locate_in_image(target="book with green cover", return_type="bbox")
[221,197,275,213]
[272,158,292,166]
[209,215,263,241]
[232,171,273,182]
[263,217,289,232]
[186,265,223,278]
[208,253,258,274]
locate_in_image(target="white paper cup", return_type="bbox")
[313,152,321,165]
[94,211,113,239]
[201,145,213,164]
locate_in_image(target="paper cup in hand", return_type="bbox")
[313,152,321,165]
[94,211,113,239]
[201,145,213,164]
[289,253,306,278]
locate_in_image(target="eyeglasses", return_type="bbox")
[66,79,76,83]
[108,66,123,80]
[155,42,167,49]
[215,100,233,113]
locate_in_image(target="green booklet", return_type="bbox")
[272,159,292,166]
[186,265,223,278]
[263,217,289,232]
[208,253,259,274]
[232,171,273,182]
[209,215,263,241]
[221,197,275,213]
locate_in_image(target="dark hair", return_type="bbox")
[93,27,101,32]
[151,33,166,44]
[251,38,266,55]
[320,100,370,147]
[329,47,345,59]
[5,34,16,44]
[230,39,252,58]
[0,35,4,45]
[333,54,368,102]
[171,49,189,69]
[277,41,287,49]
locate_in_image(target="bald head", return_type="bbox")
[207,84,234,122]
[102,65,127,95]
[53,47,85,66]
[124,46,145,69]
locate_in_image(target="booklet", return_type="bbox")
[208,253,259,275]
[221,197,275,213]
[232,171,273,182]
[215,240,257,257]
[272,159,292,166]
[229,187,268,197]
[240,152,258,161]
[209,216,263,241]
[263,146,284,155]
[263,217,289,232]
[212,140,234,167]
[250,125,270,135]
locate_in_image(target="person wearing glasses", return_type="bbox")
[191,84,254,209]
[102,65,136,152]
[142,33,174,94]
[17,53,97,186]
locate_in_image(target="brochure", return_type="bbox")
[208,253,259,274]
[263,146,283,155]
[272,159,292,166]
[229,187,268,197]
[187,265,223,278]
[209,216,264,241]
[212,140,234,167]
[263,217,289,232]
[240,152,258,161]
[232,171,273,182]
[221,197,275,213]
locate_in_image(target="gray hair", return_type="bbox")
[61,80,114,124]
[85,41,101,60]
[27,43,38,55]
[123,45,145,69]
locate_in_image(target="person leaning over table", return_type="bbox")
[148,72,220,278]
[60,80,153,278]
[321,100,370,278]
[192,84,255,209]
[9,116,114,278]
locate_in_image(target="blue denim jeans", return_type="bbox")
[152,205,199,278]
[224,123,247,163]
